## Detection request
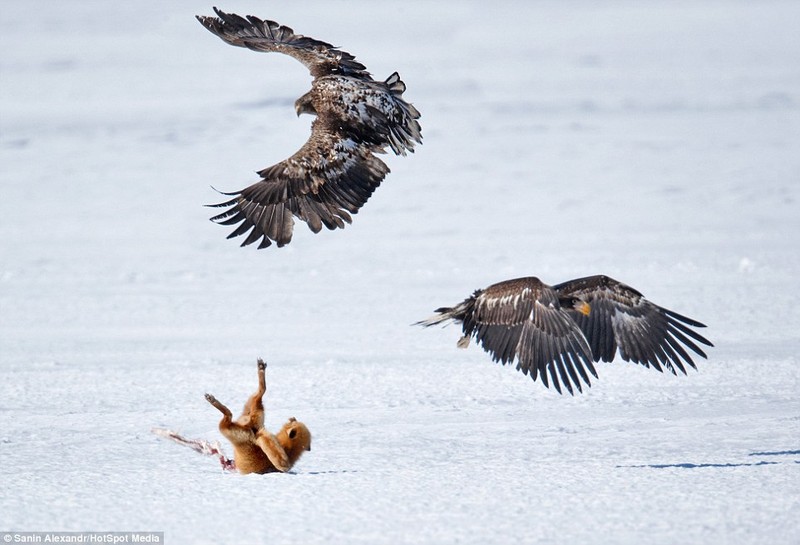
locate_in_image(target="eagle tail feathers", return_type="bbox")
[414,309,455,328]
[414,301,472,328]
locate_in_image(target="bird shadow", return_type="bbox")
[617,448,799,469]
[748,449,800,457]
[619,461,779,469]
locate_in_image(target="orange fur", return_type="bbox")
[205,359,311,474]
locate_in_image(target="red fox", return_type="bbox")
[205,358,311,474]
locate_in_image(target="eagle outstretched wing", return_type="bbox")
[196,7,370,78]
[196,8,422,249]
[420,277,597,395]
[553,275,714,374]
[209,121,389,248]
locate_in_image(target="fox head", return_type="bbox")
[276,417,312,462]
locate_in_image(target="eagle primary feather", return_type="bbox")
[196,8,422,249]
[553,275,712,375]
[418,275,713,395]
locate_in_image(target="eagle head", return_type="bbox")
[294,92,317,117]
[560,296,591,316]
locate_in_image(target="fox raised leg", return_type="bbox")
[235,358,267,429]
[204,393,232,419]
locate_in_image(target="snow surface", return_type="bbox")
[1,1,799,543]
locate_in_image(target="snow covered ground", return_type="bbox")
[1,1,799,543]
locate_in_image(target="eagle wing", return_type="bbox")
[196,8,371,79]
[209,119,389,248]
[554,275,714,374]
[463,278,597,395]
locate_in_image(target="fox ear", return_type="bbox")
[288,428,297,439]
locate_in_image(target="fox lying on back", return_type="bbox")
[205,358,311,474]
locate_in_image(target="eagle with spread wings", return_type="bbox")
[417,275,713,395]
[196,8,422,249]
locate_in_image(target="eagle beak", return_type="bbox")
[577,301,591,316]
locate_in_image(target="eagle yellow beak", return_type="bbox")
[577,301,591,316]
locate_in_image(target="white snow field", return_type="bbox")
[1,1,799,543]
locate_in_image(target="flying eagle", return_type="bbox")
[417,275,713,395]
[196,8,422,249]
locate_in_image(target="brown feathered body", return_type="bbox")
[196,9,422,248]
[418,275,713,395]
